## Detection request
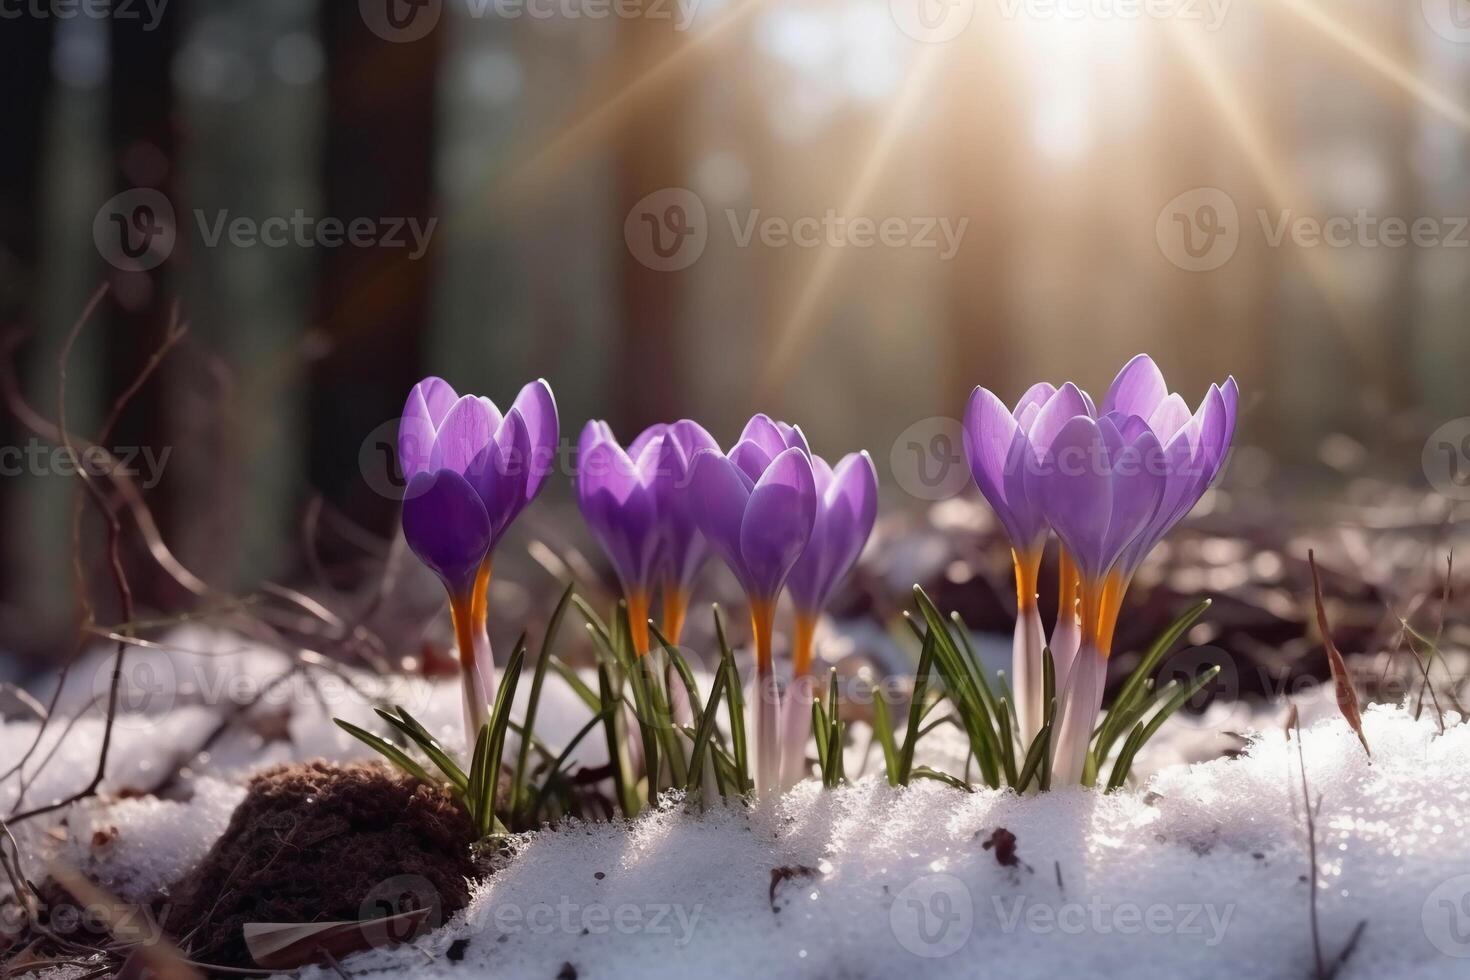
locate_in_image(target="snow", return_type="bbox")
[5,628,1470,979]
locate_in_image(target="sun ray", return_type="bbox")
[756,42,947,401]
[1167,19,1377,375]
[490,0,770,206]
[1268,0,1470,131]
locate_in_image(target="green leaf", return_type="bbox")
[531,707,614,820]
[682,664,730,796]
[897,626,937,785]
[1102,598,1211,748]
[996,699,1019,787]
[548,655,600,712]
[870,686,900,786]
[1015,719,1051,793]
[598,660,638,818]
[912,766,971,792]
[334,718,437,790]
[1106,665,1221,791]
[512,581,575,819]
[713,605,750,795]
[478,639,526,837]
[372,706,466,791]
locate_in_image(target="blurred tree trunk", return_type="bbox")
[309,6,443,539]
[107,7,182,610]
[614,9,690,434]
[0,15,55,618]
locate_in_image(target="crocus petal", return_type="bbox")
[429,395,496,476]
[739,446,817,599]
[1097,424,1165,567]
[789,451,877,611]
[964,386,1040,548]
[412,376,459,429]
[398,388,437,482]
[402,470,492,597]
[509,379,558,501]
[578,435,661,594]
[1146,393,1192,443]
[479,409,533,540]
[776,421,811,456]
[1033,416,1113,578]
[739,414,788,460]
[688,449,755,590]
[1012,382,1058,420]
[1026,382,1094,459]
[1103,353,1168,419]
[730,439,775,483]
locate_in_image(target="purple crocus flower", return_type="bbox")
[1031,355,1238,785]
[397,377,558,747]
[963,382,1093,745]
[647,419,720,644]
[688,415,818,799]
[576,420,666,657]
[779,450,878,789]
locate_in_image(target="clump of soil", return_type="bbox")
[169,760,477,969]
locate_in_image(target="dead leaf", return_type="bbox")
[243,906,430,970]
[1307,551,1371,759]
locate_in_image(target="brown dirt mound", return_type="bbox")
[169,760,477,969]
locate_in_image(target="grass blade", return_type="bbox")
[897,626,937,784]
[1107,666,1221,790]
[512,581,575,819]
[372,707,467,791]
[713,605,750,794]
[531,707,613,820]
[871,685,900,786]
[335,719,437,789]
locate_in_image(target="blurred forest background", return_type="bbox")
[1,0,1467,675]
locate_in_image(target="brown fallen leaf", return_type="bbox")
[1307,551,1370,760]
[243,906,431,970]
